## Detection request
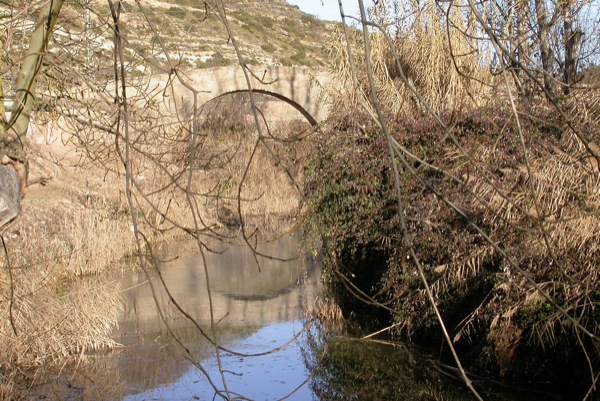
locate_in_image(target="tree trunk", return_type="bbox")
[562,2,580,95]
[515,0,534,98]
[534,0,555,98]
[0,0,64,228]
[0,164,21,228]
[0,44,20,228]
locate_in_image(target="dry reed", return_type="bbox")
[329,0,494,116]
[0,140,135,397]
[399,116,600,373]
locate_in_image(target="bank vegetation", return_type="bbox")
[0,1,312,398]
[305,0,600,399]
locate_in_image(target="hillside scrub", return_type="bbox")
[305,103,600,393]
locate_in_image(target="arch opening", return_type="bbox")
[199,89,319,128]
[191,89,315,236]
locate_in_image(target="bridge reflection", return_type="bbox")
[117,235,320,339]
[82,235,320,399]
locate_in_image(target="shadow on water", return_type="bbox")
[302,326,573,401]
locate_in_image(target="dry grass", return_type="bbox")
[0,139,136,397]
[122,96,315,238]
[0,280,120,363]
[429,121,600,373]
[0,273,121,398]
[390,111,600,363]
[307,296,345,334]
[223,125,311,231]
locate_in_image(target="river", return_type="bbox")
[74,235,569,401]
[88,235,320,400]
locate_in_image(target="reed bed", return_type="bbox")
[123,96,315,239]
[329,0,494,117]
[0,140,137,397]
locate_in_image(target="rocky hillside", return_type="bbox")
[0,0,338,116]
[81,0,338,72]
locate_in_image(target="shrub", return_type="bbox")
[301,15,315,25]
[196,51,229,69]
[166,6,186,19]
[305,105,600,388]
[261,43,276,53]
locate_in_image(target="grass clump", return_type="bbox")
[166,6,187,19]
[261,43,276,53]
[196,51,229,68]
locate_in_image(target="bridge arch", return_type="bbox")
[204,88,319,127]
[166,65,332,126]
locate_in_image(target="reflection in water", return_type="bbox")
[304,327,473,401]
[85,235,320,400]
[125,321,313,401]
[303,322,571,401]
[74,236,568,400]
[117,236,317,339]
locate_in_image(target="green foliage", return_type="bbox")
[305,113,400,322]
[282,40,316,66]
[166,6,186,19]
[109,2,332,69]
[300,15,316,25]
[288,51,306,65]
[256,15,275,30]
[305,105,600,387]
[232,11,275,35]
[195,51,228,69]
[260,43,276,53]
[281,18,305,37]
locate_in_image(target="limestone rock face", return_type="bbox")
[0,164,20,228]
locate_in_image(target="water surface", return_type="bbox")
[108,235,320,400]
[82,236,569,401]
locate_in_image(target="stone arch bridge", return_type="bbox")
[151,65,333,127]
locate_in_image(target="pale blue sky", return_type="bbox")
[285,0,374,22]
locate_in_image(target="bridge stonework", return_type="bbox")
[159,65,332,126]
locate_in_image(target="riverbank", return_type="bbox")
[0,132,143,398]
[0,112,313,398]
[305,103,600,398]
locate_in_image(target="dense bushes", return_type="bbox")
[305,105,600,391]
[305,114,398,326]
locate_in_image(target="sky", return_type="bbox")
[285,0,375,22]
